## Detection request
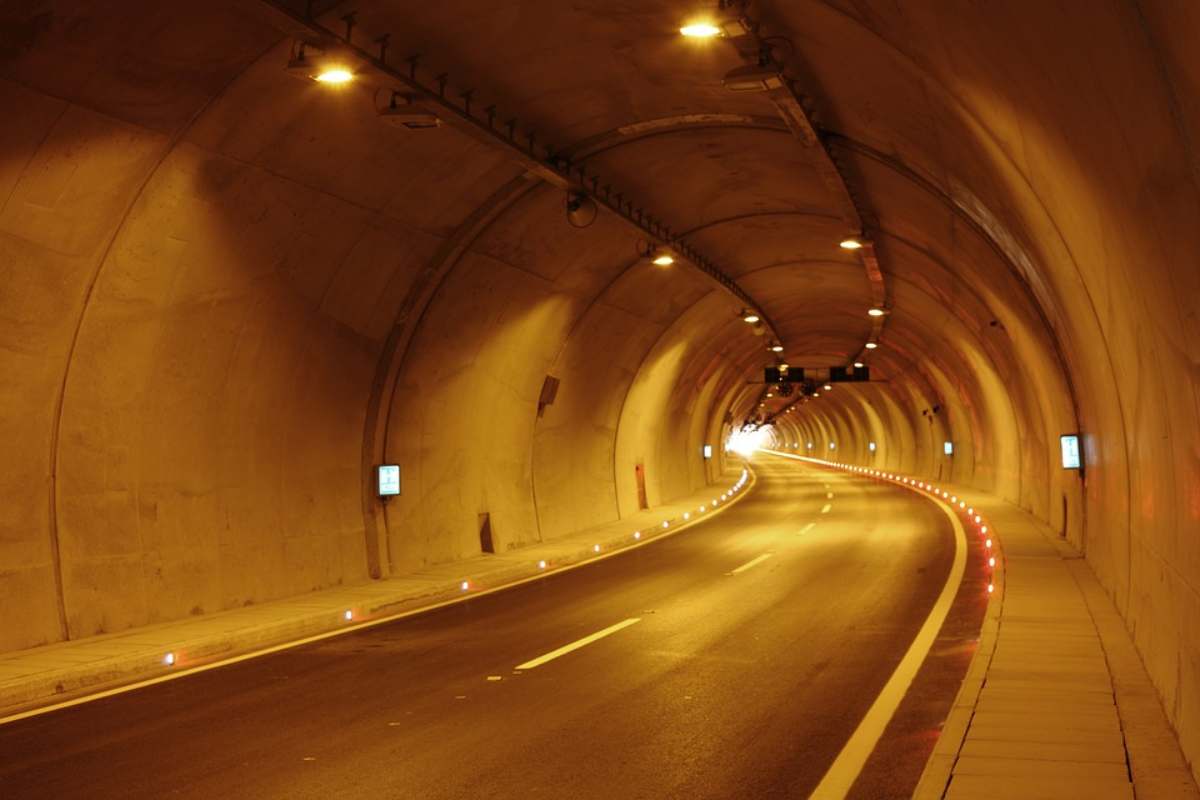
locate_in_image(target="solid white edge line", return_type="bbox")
[760,449,968,800]
[0,464,762,727]
[514,618,641,670]
[727,553,774,575]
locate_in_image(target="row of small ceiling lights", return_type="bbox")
[754,236,880,416]
[157,468,751,670]
[814,458,997,595]
[284,8,789,341]
[681,21,887,356]
[294,15,894,364]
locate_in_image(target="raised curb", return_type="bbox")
[0,464,756,721]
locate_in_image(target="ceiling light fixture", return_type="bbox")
[839,237,865,250]
[865,342,878,350]
[853,361,864,368]
[867,308,886,317]
[286,42,356,85]
[648,246,675,266]
[378,91,441,129]
[742,310,761,324]
[315,67,354,84]
[722,63,785,92]
[566,192,598,228]
[680,22,722,37]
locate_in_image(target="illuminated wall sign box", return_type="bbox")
[702,444,713,459]
[943,441,954,455]
[377,464,401,497]
[868,441,877,452]
[1060,434,1082,469]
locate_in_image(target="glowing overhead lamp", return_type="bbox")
[823,384,833,391]
[315,67,354,84]
[680,22,722,37]
[742,309,761,324]
[839,236,865,250]
[287,43,356,85]
[649,246,675,266]
[864,342,878,350]
[867,308,887,318]
[769,342,784,353]
[853,361,865,369]
[680,14,751,38]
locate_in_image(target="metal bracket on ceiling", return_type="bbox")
[255,0,783,345]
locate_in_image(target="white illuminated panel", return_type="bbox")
[377,464,401,497]
[943,441,954,456]
[1060,434,1081,469]
[702,444,713,459]
[868,441,877,452]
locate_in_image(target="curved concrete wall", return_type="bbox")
[0,0,1198,779]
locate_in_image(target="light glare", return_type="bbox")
[315,68,354,84]
[680,22,722,37]
[727,426,772,456]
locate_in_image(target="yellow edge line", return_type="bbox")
[761,450,969,800]
[0,463,759,727]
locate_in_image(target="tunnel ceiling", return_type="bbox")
[0,0,1113,432]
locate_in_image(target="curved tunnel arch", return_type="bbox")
[1,0,1199,780]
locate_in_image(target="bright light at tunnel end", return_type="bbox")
[727,426,773,456]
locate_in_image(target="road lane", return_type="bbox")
[0,455,971,799]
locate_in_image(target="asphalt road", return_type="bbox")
[0,454,984,799]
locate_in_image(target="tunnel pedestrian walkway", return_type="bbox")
[0,465,751,721]
[800,457,1200,800]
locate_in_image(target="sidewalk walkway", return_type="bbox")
[800,457,1198,800]
[0,465,750,720]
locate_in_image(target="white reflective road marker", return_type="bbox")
[515,618,641,670]
[820,503,832,514]
[808,486,968,799]
[727,553,774,575]
[799,522,816,535]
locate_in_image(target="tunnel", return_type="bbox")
[0,1,1197,798]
